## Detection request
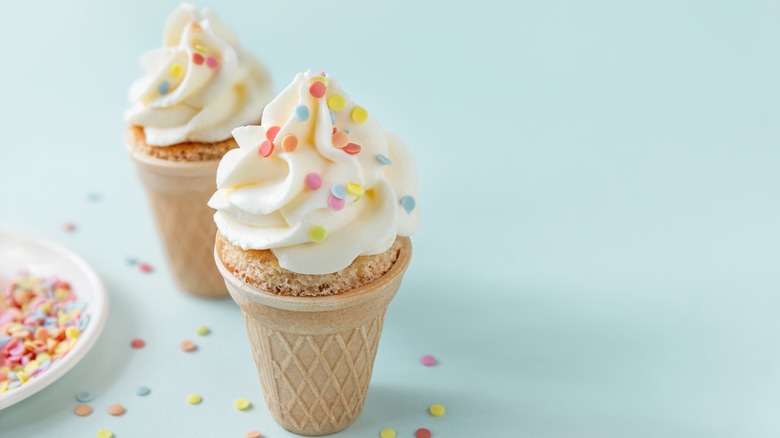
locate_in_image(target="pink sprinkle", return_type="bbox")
[266,126,281,141]
[131,338,146,349]
[192,53,204,65]
[139,263,153,273]
[327,194,345,211]
[63,223,76,232]
[206,56,218,69]
[420,354,436,366]
[309,81,326,98]
[343,143,361,155]
[305,172,322,190]
[259,140,274,157]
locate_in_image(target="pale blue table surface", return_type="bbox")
[1,1,779,437]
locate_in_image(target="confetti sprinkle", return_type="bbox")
[139,263,153,273]
[76,391,94,402]
[206,56,218,69]
[343,143,362,155]
[345,183,364,196]
[192,53,204,65]
[87,192,102,202]
[96,429,113,438]
[186,394,202,405]
[107,404,125,416]
[170,63,183,78]
[305,173,322,190]
[246,432,261,438]
[281,134,298,152]
[309,81,327,98]
[420,354,436,366]
[234,398,251,411]
[126,258,137,266]
[190,22,201,32]
[1,274,87,395]
[380,428,396,438]
[400,196,416,213]
[429,404,445,417]
[193,43,208,53]
[351,107,368,124]
[295,105,310,121]
[311,75,329,86]
[195,326,210,336]
[309,225,327,243]
[415,428,432,438]
[63,223,76,232]
[158,81,170,95]
[131,338,146,349]
[74,404,93,417]
[332,131,349,149]
[376,154,392,165]
[327,195,345,212]
[327,94,346,111]
[180,340,197,352]
[331,184,347,199]
[136,386,151,396]
[259,140,274,158]
[266,126,281,142]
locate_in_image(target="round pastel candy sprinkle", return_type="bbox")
[131,338,146,349]
[158,81,170,95]
[259,140,274,157]
[63,222,76,232]
[343,143,362,155]
[429,404,445,417]
[327,94,346,111]
[312,75,329,86]
[139,262,153,273]
[400,195,416,213]
[190,22,201,32]
[281,134,299,152]
[346,183,364,196]
[309,225,327,243]
[330,109,337,124]
[195,326,210,336]
[181,340,197,352]
[376,154,392,165]
[107,404,125,416]
[234,398,251,411]
[206,56,218,69]
[351,106,368,124]
[309,81,327,98]
[421,354,436,366]
[295,104,310,121]
[415,428,432,438]
[136,386,151,396]
[74,404,93,417]
[331,184,347,199]
[186,394,202,405]
[332,131,349,149]
[170,63,183,78]
[266,126,281,141]
[192,53,204,65]
[380,428,396,438]
[193,43,208,53]
[76,391,94,402]
[66,326,80,340]
[305,173,322,190]
[246,432,261,438]
[327,195,345,212]
[96,429,113,438]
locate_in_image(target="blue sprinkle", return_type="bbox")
[400,195,416,213]
[331,184,347,199]
[126,257,138,266]
[87,192,101,202]
[8,381,21,389]
[44,317,57,326]
[376,154,392,165]
[329,109,336,124]
[78,315,90,332]
[295,105,310,121]
[136,386,151,396]
[8,372,17,381]
[158,81,170,95]
[76,391,94,402]
[0,336,11,348]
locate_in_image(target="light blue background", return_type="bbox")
[1,0,779,437]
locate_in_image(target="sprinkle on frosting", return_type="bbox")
[376,154,392,165]
[259,140,273,157]
[343,143,362,155]
[192,52,204,65]
[265,126,281,142]
[158,81,170,95]
[332,131,349,149]
[346,183,364,196]
[304,172,323,190]
[331,184,347,199]
[327,94,346,111]
[295,105,310,121]
[170,63,183,78]
[327,195,345,212]
[281,134,298,152]
[308,225,327,242]
[309,81,327,99]
[400,195,416,213]
[351,107,368,124]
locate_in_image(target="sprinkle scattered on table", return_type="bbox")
[195,326,210,336]
[186,393,202,405]
[245,431,261,438]
[380,428,396,438]
[107,403,125,416]
[63,223,76,232]
[76,391,94,402]
[234,398,250,411]
[139,263,153,273]
[180,340,197,352]
[74,404,93,417]
[136,386,151,396]
[415,428,432,438]
[126,257,137,266]
[131,338,146,349]
[87,193,102,202]
[420,354,436,366]
[96,429,113,438]
[429,404,445,417]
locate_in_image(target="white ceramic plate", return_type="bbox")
[0,230,108,410]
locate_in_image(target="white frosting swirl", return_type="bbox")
[125,3,272,146]
[209,71,420,274]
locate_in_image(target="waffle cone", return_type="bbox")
[126,139,228,298]
[215,237,412,435]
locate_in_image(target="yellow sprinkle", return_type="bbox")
[308,225,327,243]
[1,381,8,393]
[17,372,28,383]
[55,289,68,301]
[195,326,210,336]
[311,76,329,86]
[186,394,202,405]
[327,94,346,111]
[429,404,445,417]
[351,106,368,124]
[24,360,39,374]
[193,43,208,53]
[54,341,71,355]
[234,398,250,411]
[66,326,80,340]
[345,183,364,196]
[170,63,183,78]
[37,353,51,364]
[96,429,113,438]
[380,428,396,438]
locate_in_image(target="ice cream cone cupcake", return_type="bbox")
[124,3,272,298]
[210,71,420,434]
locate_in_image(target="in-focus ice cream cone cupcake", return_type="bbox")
[211,70,420,435]
[124,3,272,298]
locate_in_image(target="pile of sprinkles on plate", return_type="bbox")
[0,272,89,394]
